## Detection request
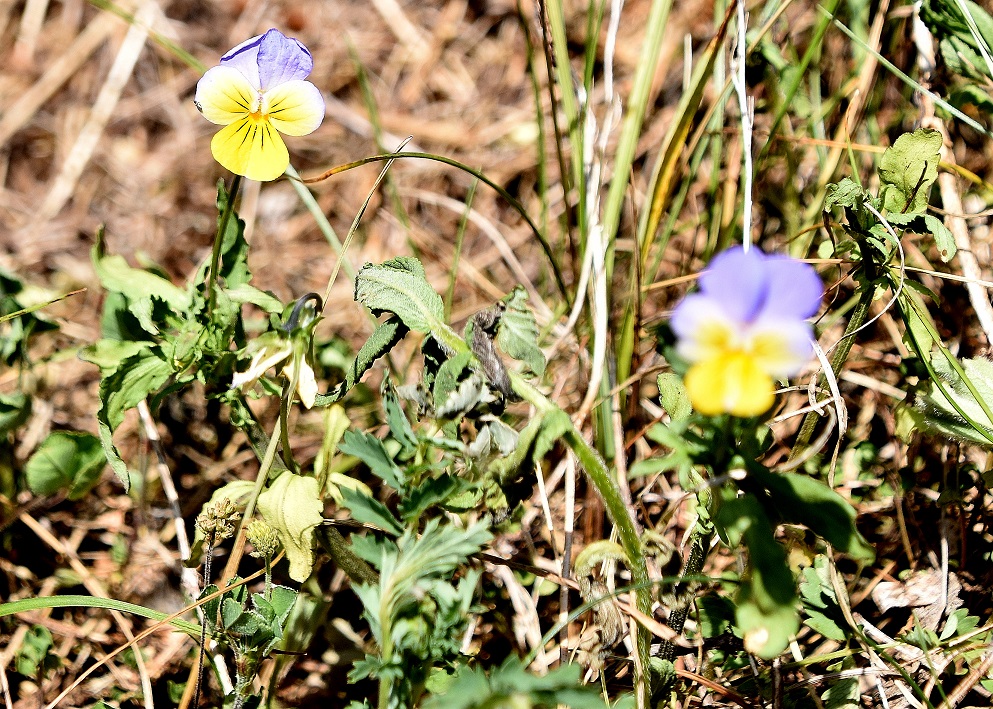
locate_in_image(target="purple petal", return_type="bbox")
[761,255,824,319]
[256,28,314,90]
[220,33,265,89]
[698,246,769,324]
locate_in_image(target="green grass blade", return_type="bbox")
[638,4,735,268]
[0,595,201,636]
[601,0,674,273]
[826,9,993,138]
[759,0,842,159]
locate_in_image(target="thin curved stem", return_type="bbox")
[207,174,242,316]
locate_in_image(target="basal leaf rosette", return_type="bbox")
[195,29,325,181]
[671,246,823,417]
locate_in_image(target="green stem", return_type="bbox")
[791,279,873,457]
[207,174,242,316]
[511,373,653,702]
[657,526,712,663]
[219,392,283,586]
[316,527,379,586]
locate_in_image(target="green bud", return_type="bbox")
[246,519,280,559]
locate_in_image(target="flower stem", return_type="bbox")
[510,373,653,703]
[206,174,242,316]
[791,281,873,457]
[219,388,282,587]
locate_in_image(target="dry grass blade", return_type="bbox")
[38,0,157,220]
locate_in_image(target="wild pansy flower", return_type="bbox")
[231,331,318,409]
[195,29,325,181]
[670,246,823,417]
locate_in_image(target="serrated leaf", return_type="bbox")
[340,485,403,536]
[496,286,545,377]
[879,129,942,215]
[804,610,847,642]
[824,177,869,211]
[338,429,405,490]
[258,472,324,583]
[215,181,251,288]
[398,475,461,522]
[315,316,407,407]
[354,258,445,334]
[25,432,105,500]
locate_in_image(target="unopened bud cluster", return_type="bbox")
[196,498,241,545]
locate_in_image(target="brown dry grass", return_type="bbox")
[4,0,993,706]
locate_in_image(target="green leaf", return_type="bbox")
[657,372,691,422]
[80,339,155,375]
[383,382,417,456]
[824,177,869,211]
[315,316,408,407]
[215,181,251,288]
[422,657,608,709]
[95,347,173,490]
[25,431,105,500]
[917,353,993,446]
[354,258,445,334]
[495,286,546,377]
[257,472,324,583]
[340,485,403,536]
[0,392,30,436]
[398,475,461,522]
[224,284,284,313]
[922,0,993,81]
[14,625,60,679]
[923,214,957,262]
[750,468,876,564]
[338,429,405,491]
[92,229,191,335]
[878,129,942,215]
[716,494,799,659]
[821,677,859,709]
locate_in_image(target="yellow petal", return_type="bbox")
[263,80,325,136]
[210,116,289,182]
[685,352,775,418]
[195,66,259,125]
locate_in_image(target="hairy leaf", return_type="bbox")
[354,258,445,334]
[338,429,405,491]
[340,486,403,536]
[315,316,408,407]
[495,286,545,377]
[878,129,941,215]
